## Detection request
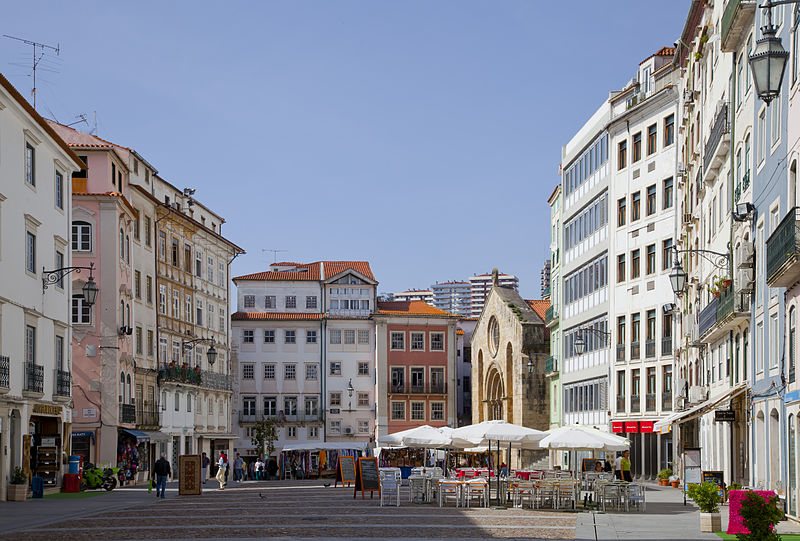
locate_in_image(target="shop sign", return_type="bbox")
[624,421,639,433]
[32,404,62,416]
[611,421,624,433]
[786,390,800,404]
[715,409,736,422]
[639,421,654,433]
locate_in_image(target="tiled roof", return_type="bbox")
[231,312,324,321]
[72,191,138,217]
[46,119,130,150]
[234,263,320,281]
[525,300,551,323]
[640,46,676,65]
[233,261,375,282]
[322,261,375,280]
[376,301,454,316]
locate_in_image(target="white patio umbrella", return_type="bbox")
[538,426,630,452]
[377,425,454,448]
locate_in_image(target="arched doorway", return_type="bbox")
[770,409,780,490]
[756,410,766,486]
[789,413,796,516]
[486,367,505,421]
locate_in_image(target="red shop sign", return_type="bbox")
[639,421,654,433]
[611,421,624,433]
[624,421,640,433]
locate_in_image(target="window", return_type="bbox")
[330,361,342,375]
[284,364,296,380]
[54,251,64,288]
[263,329,275,343]
[243,295,255,308]
[357,392,369,407]
[72,295,91,324]
[218,262,225,288]
[264,396,277,416]
[631,249,640,279]
[306,296,317,309]
[344,330,355,344]
[663,239,673,270]
[242,397,256,416]
[791,306,797,384]
[617,255,626,283]
[175,392,180,412]
[306,330,317,343]
[25,143,35,186]
[663,178,673,209]
[771,312,779,369]
[411,367,424,390]
[358,420,370,433]
[329,421,341,435]
[358,361,369,375]
[25,231,36,273]
[260,295,275,310]
[243,329,254,343]
[647,124,657,155]
[171,238,179,266]
[617,198,626,226]
[646,185,656,215]
[159,285,167,314]
[391,402,405,420]
[758,109,766,163]
[263,364,275,379]
[410,332,424,350]
[411,401,425,420]
[285,330,296,344]
[632,132,641,162]
[391,367,405,391]
[771,94,782,145]
[196,302,203,326]
[358,330,369,344]
[664,114,674,146]
[134,271,141,298]
[631,191,640,221]
[430,402,444,421]
[391,331,405,350]
[242,364,254,379]
[158,232,166,260]
[305,396,318,416]
[646,244,656,275]
[207,256,214,282]
[135,327,143,354]
[54,171,64,209]
[617,316,626,345]
[646,310,656,356]
[430,332,444,351]
[618,140,627,169]
[147,330,154,357]
[330,329,342,344]
[306,363,317,380]
[72,221,92,251]
[330,392,342,407]
[144,216,151,247]
[632,313,641,345]
[285,296,296,309]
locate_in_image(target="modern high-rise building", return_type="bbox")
[468,272,519,318]
[393,289,434,305]
[541,261,551,298]
[431,281,471,317]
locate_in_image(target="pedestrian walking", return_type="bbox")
[621,450,633,482]
[201,452,210,484]
[613,453,623,480]
[223,451,230,483]
[216,452,228,489]
[255,458,263,480]
[152,453,171,499]
[234,453,244,482]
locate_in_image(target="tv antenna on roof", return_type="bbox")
[262,249,288,264]
[3,34,60,110]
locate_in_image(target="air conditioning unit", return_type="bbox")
[343,426,353,435]
[737,241,754,268]
[675,378,687,398]
[689,385,707,403]
[737,268,754,291]
[329,408,340,414]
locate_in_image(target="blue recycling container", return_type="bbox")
[68,455,81,474]
[31,476,44,498]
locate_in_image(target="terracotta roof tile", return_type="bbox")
[376,301,454,316]
[233,260,375,282]
[322,261,375,280]
[231,312,323,321]
[524,299,551,323]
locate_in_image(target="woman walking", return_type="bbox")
[216,452,228,489]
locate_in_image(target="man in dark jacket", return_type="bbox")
[153,453,171,499]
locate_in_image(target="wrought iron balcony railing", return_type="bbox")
[662,391,673,411]
[646,393,656,411]
[645,340,656,359]
[630,395,641,412]
[0,356,9,389]
[630,342,640,360]
[616,344,626,362]
[55,369,71,397]
[25,363,43,393]
[767,207,800,287]
[662,337,673,356]
[120,403,136,424]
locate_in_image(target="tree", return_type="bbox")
[251,416,280,460]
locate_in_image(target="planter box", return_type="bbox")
[7,483,28,501]
[700,512,721,532]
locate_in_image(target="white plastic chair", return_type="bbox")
[625,483,646,512]
[464,478,489,508]
[438,479,460,507]
[380,475,401,507]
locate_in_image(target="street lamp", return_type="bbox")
[669,261,688,296]
[42,261,99,306]
[573,334,586,355]
[347,378,355,398]
[749,2,790,105]
[181,338,218,366]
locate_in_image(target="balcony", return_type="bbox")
[630,395,641,412]
[390,383,447,394]
[0,356,9,390]
[713,287,751,339]
[703,103,731,178]
[698,297,720,339]
[743,169,750,190]
[646,393,656,412]
[616,344,626,363]
[630,342,640,360]
[545,305,559,328]
[120,403,136,424]
[135,405,160,427]
[203,371,234,391]
[25,363,43,394]
[158,365,233,391]
[662,337,673,356]
[735,182,742,203]
[721,0,757,52]
[542,286,550,298]
[616,396,626,413]
[662,391,673,411]
[328,308,371,318]
[54,369,71,397]
[767,208,800,287]
[545,356,557,374]
[645,340,656,359]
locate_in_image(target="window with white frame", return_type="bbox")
[306,330,317,343]
[358,329,369,344]
[284,396,298,416]
[357,392,369,407]
[265,295,276,308]
[264,363,275,379]
[243,295,255,308]
[243,329,254,343]
[72,295,91,324]
[242,363,254,379]
[330,361,341,375]
[72,221,92,251]
[771,312,779,369]
[264,396,277,416]
[159,285,167,314]
[410,332,425,350]
[391,401,405,420]
[218,262,225,287]
[430,332,444,351]
[25,142,35,186]
[55,171,64,209]
[285,330,296,344]
[287,426,297,438]
[242,397,256,416]
[358,420,369,433]
[329,420,341,435]
[264,329,275,343]
[344,330,355,344]
[391,331,405,350]
[207,256,214,282]
[25,325,36,364]
[284,363,296,380]
[330,330,342,344]
[195,251,202,277]
[196,301,203,326]
[305,396,318,416]
[306,363,317,380]
[25,231,36,273]
[309,426,319,438]
[430,402,444,420]
[330,392,341,407]
[174,392,180,411]
[358,361,369,376]
[411,401,425,420]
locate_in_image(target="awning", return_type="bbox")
[143,431,171,443]
[72,430,95,440]
[654,383,747,433]
[280,442,368,452]
[120,428,150,442]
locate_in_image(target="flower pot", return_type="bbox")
[712,291,721,298]
[722,279,732,288]
[7,483,28,501]
[699,512,721,532]
[671,480,680,488]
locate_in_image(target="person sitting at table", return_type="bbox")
[594,461,604,473]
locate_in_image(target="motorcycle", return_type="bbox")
[80,463,121,491]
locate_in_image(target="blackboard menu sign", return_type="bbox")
[353,457,381,499]
[702,470,726,500]
[335,456,356,487]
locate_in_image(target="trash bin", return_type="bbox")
[63,473,80,493]
[68,456,81,474]
[31,476,44,498]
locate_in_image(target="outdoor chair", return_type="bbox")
[409,476,427,503]
[464,479,489,508]
[557,480,577,509]
[380,475,401,507]
[438,479,460,507]
[514,480,535,509]
[625,483,646,512]
[599,483,623,512]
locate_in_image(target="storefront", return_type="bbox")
[28,404,67,488]
[611,420,668,479]
[71,430,95,465]
[117,429,150,485]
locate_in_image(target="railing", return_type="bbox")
[55,369,71,396]
[390,384,406,394]
[662,337,673,356]
[616,396,626,413]
[158,365,233,390]
[703,103,729,172]
[545,356,557,373]
[238,411,318,423]
[203,370,234,391]
[394,383,447,394]
[630,395,641,412]
[545,305,558,326]
[645,340,656,358]
[735,182,742,202]
[25,363,43,393]
[662,391,673,411]
[120,403,136,424]
[327,308,371,317]
[699,297,720,337]
[542,286,550,298]
[616,344,626,362]
[0,356,9,389]
[766,207,800,285]
[646,393,656,411]
[136,406,160,427]
[630,342,640,360]
[743,169,750,190]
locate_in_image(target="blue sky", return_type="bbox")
[3,1,690,299]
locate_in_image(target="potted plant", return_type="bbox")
[7,467,28,501]
[710,287,720,298]
[722,277,732,289]
[687,482,722,532]
[658,469,673,486]
[671,477,680,488]
[737,489,784,540]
